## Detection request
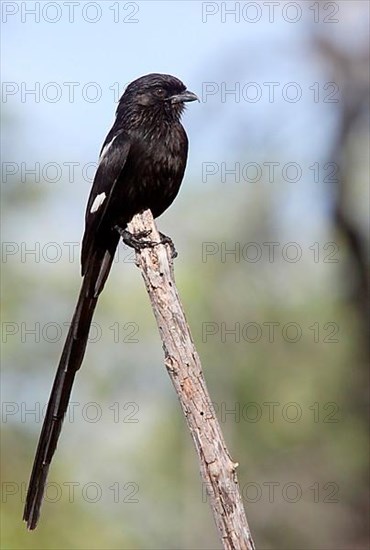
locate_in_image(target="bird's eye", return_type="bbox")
[154,87,166,98]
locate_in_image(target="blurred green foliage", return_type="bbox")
[1,3,369,547]
[1,176,368,549]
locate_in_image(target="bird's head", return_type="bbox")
[117,73,198,124]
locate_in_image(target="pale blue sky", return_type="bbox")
[2,1,368,245]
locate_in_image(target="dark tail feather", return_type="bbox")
[23,243,117,530]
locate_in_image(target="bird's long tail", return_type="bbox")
[23,242,118,530]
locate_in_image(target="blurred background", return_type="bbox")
[1,1,369,548]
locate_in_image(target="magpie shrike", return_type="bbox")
[23,73,198,529]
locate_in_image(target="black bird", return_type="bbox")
[23,73,198,530]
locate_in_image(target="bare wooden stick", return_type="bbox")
[127,210,255,550]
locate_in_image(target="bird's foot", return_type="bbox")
[115,226,177,258]
[158,232,178,259]
[115,226,153,250]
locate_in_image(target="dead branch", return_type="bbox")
[127,209,255,550]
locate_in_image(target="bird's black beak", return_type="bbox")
[168,90,199,104]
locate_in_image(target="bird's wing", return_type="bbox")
[81,130,131,276]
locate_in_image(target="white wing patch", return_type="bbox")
[100,134,117,161]
[90,192,106,214]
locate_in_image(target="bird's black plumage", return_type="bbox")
[23,73,197,530]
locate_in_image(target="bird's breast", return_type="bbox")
[114,124,188,221]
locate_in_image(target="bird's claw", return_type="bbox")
[115,226,177,258]
[159,232,178,259]
[115,226,153,250]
